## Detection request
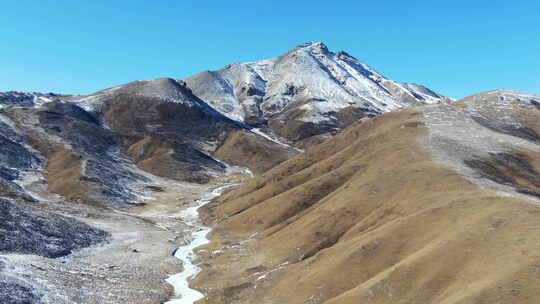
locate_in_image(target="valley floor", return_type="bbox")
[0,174,248,304]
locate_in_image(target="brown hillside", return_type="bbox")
[195,94,540,304]
[2,107,91,204]
[45,147,87,203]
[127,136,225,184]
[92,79,297,180]
[215,130,299,175]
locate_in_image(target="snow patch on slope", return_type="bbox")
[250,128,303,152]
[0,92,56,109]
[422,92,540,202]
[485,89,540,105]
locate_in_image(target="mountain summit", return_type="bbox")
[186,41,450,146]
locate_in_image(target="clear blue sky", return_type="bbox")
[1,0,539,98]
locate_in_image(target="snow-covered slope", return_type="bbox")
[185,62,271,124]
[470,89,540,106]
[67,78,227,117]
[0,91,56,108]
[0,42,453,180]
[56,77,298,180]
[185,41,451,144]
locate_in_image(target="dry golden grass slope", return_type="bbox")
[195,91,540,304]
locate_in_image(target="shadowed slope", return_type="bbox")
[2,102,149,207]
[67,78,298,179]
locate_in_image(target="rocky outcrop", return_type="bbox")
[2,102,149,207]
[0,91,58,108]
[0,278,44,304]
[0,199,110,258]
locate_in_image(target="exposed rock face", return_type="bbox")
[186,41,451,146]
[195,90,540,304]
[0,120,42,182]
[0,199,110,258]
[0,279,44,304]
[0,111,46,203]
[0,91,58,108]
[2,102,150,207]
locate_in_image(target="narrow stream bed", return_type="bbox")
[164,183,238,304]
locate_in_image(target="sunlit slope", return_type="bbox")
[196,92,540,304]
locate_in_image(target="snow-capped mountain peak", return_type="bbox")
[185,41,451,145]
[293,41,330,53]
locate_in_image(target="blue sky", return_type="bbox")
[1,0,539,98]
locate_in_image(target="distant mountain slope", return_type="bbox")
[69,78,239,183]
[186,41,451,147]
[0,76,299,205]
[195,90,540,304]
[0,91,57,108]
[66,77,299,181]
[0,42,450,183]
[1,101,151,207]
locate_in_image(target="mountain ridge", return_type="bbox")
[1,73,539,303]
[194,89,540,304]
[185,41,451,147]
[0,41,454,183]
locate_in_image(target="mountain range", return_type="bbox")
[186,41,450,147]
[196,89,540,304]
[0,41,449,194]
[0,42,539,304]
